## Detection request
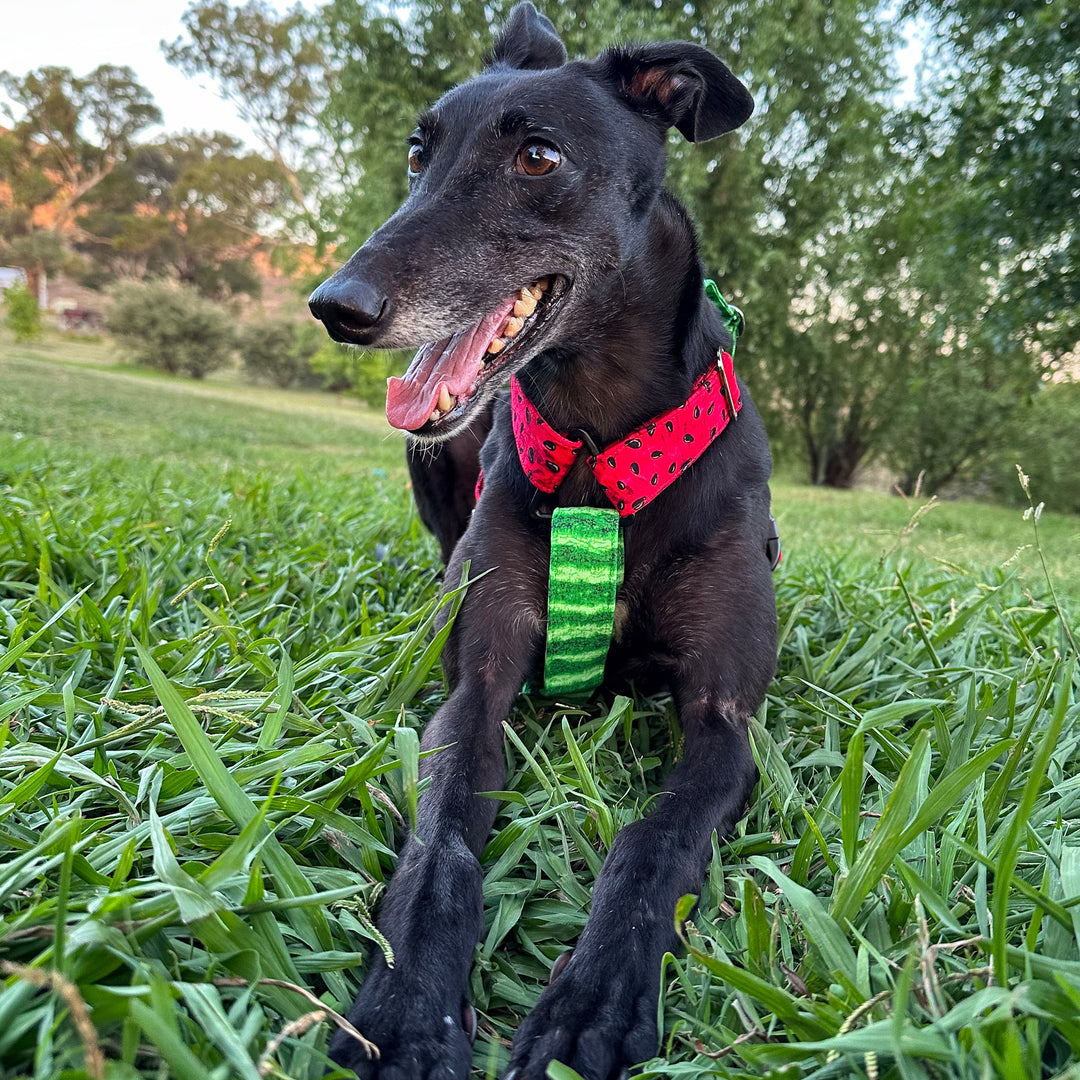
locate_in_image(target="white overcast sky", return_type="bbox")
[0,0,264,145]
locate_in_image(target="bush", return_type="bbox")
[237,317,317,388]
[308,339,404,405]
[996,379,1080,514]
[2,280,42,342]
[106,281,234,379]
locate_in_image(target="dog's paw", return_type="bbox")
[329,993,475,1079]
[503,953,658,1080]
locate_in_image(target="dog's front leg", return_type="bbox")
[328,691,504,1076]
[331,565,543,1078]
[504,692,759,1080]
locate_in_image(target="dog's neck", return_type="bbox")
[516,193,722,447]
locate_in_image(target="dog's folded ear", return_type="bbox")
[488,2,567,71]
[596,42,754,142]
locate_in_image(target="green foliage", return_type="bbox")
[162,0,331,243]
[237,317,317,388]
[0,65,161,294]
[0,64,284,300]
[882,290,1040,494]
[0,223,70,302]
[79,131,286,299]
[904,0,1080,358]
[995,381,1080,515]
[1,280,41,342]
[0,350,1077,1077]
[307,337,403,406]
[106,280,235,379]
[321,0,497,245]
[0,66,161,212]
[880,0,1080,493]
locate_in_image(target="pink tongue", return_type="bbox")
[386,300,517,431]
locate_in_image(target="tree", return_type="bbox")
[77,132,289,299]
[865,0,1079,494]
[996,380,1080,515]
[879,164,1040,493]
[904,0,1080,361]
[163,1,331,243]
[0,65,160,299]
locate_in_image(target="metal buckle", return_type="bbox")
[566,427,601,459]
[765,514,782,571]
[529,486,554,521]
[717,354,739,422]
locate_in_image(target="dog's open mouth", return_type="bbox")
[385,276,566,435]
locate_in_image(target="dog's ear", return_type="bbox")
[596,42,754,142]
[488,2,567,71]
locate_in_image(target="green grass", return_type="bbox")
[771,481,1080,603]
[1,348,1078,1080]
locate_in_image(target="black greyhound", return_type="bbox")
[308,5,776,1077]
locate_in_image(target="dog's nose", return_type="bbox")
[308,275,389,344]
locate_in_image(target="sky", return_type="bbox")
[0,0,262,145]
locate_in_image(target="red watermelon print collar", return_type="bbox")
[510,348,742,518]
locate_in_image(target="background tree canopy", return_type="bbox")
[1,0,1076,497]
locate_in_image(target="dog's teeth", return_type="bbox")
[429,409,442,422]
[536,277,550,291]
[525,285,543,300]
[487,338,505,354]
[438,385,454,412]
[514,294,537,318]
[504,316,524,338]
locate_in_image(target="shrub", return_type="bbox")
[2,280,42,342]
[106,281,234,379]
[308,339,404,405]
[237,318,316,388]
[995,379,1080,514]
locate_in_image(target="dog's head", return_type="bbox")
[309,1,753,442]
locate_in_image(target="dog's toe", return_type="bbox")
[503,955,658,1080]
[329,1001,474,1080]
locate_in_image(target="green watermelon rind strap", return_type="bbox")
[542,506,623,696]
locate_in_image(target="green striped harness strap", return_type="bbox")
[542,506,624,695]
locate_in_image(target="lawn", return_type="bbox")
[1,344,1078,1080]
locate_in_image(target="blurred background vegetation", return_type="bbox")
[1,0,1077,509]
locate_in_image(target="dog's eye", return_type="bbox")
[515,143,561,176]
[407,143,425,175]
